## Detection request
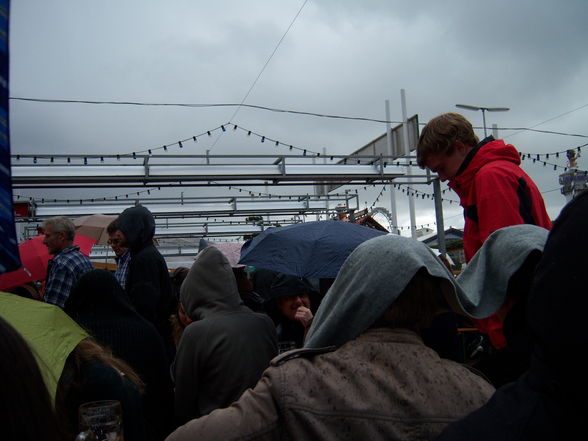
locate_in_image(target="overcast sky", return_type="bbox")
[8,0,588,235]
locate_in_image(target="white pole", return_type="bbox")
[401,89,417,239]
[385,99,399,234]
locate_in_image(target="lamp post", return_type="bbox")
[455,104,510,138]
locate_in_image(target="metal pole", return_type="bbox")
[433,178,446,255]
[385,99,400,234]
[313,155,320,221]
[400,89,417,239]
[481,109,487,137]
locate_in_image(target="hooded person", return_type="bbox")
[165,234,494,441]
[448,224,548,387]
[435,191,588,441]
[261,272,319,350]
[115,205,176,361]
[65,269,174,441]
[172,245,278,426]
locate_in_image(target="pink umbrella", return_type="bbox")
[0,234,96,291]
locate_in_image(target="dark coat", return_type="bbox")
[436,191,588,441]
[66,269,174,441]
[116,205,176,359]
[173,246,278,425]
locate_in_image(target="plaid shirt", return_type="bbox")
[114,250,131,289]
[44,245,94,308]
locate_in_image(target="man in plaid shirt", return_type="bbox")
[42,216,94,308]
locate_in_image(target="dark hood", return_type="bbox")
[117,205,155,250]
[268,273,315,300]
[65,269,139,322]
[180,246,242,321]
[527,191,588,372]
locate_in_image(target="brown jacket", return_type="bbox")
[166,328,494,441]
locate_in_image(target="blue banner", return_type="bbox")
[0,0,20,275]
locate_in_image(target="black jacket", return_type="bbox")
[116,205,176,359]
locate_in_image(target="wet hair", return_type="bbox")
[0,317,62,441]
[42,216,76,241]
[374,268,450,330]
[417,112,479,168]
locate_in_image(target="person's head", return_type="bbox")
[106,219,127,257]
[55,337,144,440]
[180,246,241,322]
[276,293,311,322]
[267,273,315,323]
[42,216,75,255]
[453,225,548,318]
[0,317,62,441]
[305,234,458,348]
[65,269,135,320]
[416,112,479,181]
[374,268,450,330]
[115,205,155,249]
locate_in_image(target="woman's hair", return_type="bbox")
[0,317,62,441]
[55,338,145,440]
[374,268,450,330]
[62,338,144,392]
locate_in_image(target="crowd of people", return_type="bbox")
[2,113,584,440]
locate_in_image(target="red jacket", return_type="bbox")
[449,138,552,263]
[449,138,552,349]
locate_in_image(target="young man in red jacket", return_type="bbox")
[417,112,551,349]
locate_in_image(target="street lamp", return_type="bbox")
[455,104,510,138]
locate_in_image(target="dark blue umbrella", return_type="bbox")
[239,220,388,278]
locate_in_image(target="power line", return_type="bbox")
[504,102,588,140]
[10,96,588,139]
[10,97,395,124]
[229,0,308,123]
[210,0,308,152]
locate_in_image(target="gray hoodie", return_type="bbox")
[173,246,277,425]
[305,233,459,348]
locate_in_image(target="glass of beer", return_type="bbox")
[76,400,123,441]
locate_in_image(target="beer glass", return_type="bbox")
[76,400,123,441]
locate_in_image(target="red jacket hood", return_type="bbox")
[449,139,521,192]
